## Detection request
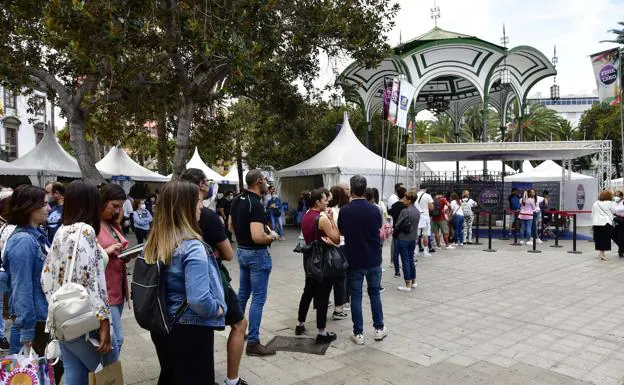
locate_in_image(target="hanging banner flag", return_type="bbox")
[396,81,416,129]
[590,48,621,106]
[387,78,401,124]
[382,78,393,120]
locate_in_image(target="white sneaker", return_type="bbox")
[424,251,431,257]
[536,238,543,244]
[459,243,464,247]
[351,333,365,345]
[374,327,388,341]
[343,303,351,311]
[519,240,524,245]
[397,286,412,292]
[446,244,456,250]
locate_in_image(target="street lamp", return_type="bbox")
[500,25,512,88]
[331,93,342,109]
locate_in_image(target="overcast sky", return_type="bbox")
[319,0,624,98]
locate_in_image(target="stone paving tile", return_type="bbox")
[115,229,624,385]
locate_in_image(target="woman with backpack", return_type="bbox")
[460,190,477,244]
[394,191,420,292]
[41,181,117,385]
[145,180,226,385]
[450,193,464,247]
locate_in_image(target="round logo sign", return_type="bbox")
[576,184,585,210]
[478,188,500,210]
[599,64,618,85]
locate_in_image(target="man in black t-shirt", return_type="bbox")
[217,190,234,242]
[228,169,278,357]
[389,186,407,277]
[180,169,249,385]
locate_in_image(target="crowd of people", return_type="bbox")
[1,171,623,385]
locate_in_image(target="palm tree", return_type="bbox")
[602,21,624,44]
[413,120,444,144]
[430,114,454,142]
[522,104,567,141]
[463,104,500,142]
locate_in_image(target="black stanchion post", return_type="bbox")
[528,217,541,253]
[511,211,521,246]
[484,212,496,252]
[474,211,482,245]
[501,209,509,240]
[551,212,562,248]
[568,214,583,254]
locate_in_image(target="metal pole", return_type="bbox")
[474,211,482,245]
[528,218,541,253]
[484,212,496,252]
[568,214,583,254]
[381,119,386,198]
[551,212,562,248]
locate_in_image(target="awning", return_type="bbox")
[407,141,607,162]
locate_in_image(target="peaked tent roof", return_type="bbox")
[10,126,83,178]
[277,114,415,177]
[506,160,593,182]
[0,158,38,176]
[222,166,249,185]
[96,147,168,182]
[522,160,534,172]
[185,148,225,182]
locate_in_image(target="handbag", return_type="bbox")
[303,216,348,281]
[46,224,101,341]
[1,346,54,385]
[88,361,124,385]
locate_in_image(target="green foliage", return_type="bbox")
[578,103,622,176]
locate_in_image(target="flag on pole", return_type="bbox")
[396,81,416,129]
[387,78,401,124]
[590,48,621,106]
[382,78,393,120]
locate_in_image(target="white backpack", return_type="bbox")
[47,224,101,341]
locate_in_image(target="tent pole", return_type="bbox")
[381,117,386,197]
[394,126,401,186]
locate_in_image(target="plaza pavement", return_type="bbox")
[120,227,624,385]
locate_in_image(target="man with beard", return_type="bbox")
[229,170,278,356]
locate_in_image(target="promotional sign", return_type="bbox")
[478,187,500,211]
[387,78,401,125]
[112,175,131,182]
[590,48,621,106]
[396,81,416,129]
[576,184,586,210]
[382,78,393,120]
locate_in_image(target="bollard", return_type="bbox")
[550,212,563,248]
[568,214,583,254]
[474,211,482,245]
[511,211,522,246]
[501,209,509,240]
[484,212,496,252]
[528,218,542,253]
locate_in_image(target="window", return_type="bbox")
[3,89,16,110]
[34,122,45,144]
[34,96,45,116]
[3,117,20,161]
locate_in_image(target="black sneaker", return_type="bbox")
[429,248,436,253]
[0,337,9,351]
[315,332,337,344]
[379,287,385,293]
[394,273,401,278]
[332,311,349,320]
[295,325,305,335]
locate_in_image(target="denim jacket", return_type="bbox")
[4,226,49,343]
[165,239,226,328]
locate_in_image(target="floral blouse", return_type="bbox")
[0,223,17,262]
[41,223,111,321]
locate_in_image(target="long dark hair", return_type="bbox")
[328,185,349,208]
[8,185,46,227]
[62,181,102,235]
[99,183,127,206]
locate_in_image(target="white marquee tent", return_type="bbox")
[6,126,85,185]
[276,113,414,207]
[185,147,225,182]
[96,147,169,182]
[222,166,249,187]
[507,160,597,226]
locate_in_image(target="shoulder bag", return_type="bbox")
[303,215,348,281]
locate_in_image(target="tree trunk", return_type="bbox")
[69,113,105,185]
[172,102,195,178]
[237,155,244,192]
[157,112,168,175]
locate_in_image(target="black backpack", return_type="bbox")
[131,255,187,335]
[430,198,442,217]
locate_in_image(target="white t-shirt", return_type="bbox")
[416,191,434,217]
[450,200,464,217]
[536,196,544,213]
[386,194,399,210]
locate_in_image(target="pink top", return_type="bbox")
[97,222,129,306]
[518,197,536,220]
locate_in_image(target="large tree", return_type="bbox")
[0,0,159,184]
[152,0,399,178]
[578,103,622,177]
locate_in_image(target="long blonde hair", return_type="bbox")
[144,180,202,265]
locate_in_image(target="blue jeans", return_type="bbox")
[520,219,533,240]
[61,332,119,385]
[452,215,464,244]
[392,238,401,275]
[269,214,283,238]
[0,295,5,339]
[347,265,384,335]
[398,240,416,282]
[237,248,272,344]
[110,304,124,353]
